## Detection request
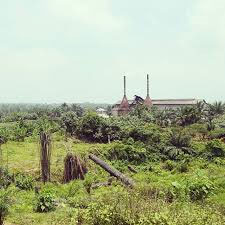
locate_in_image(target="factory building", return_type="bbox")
[112,75,199,116]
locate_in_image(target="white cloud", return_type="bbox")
[185,0,225,49]
[47,0,124,31]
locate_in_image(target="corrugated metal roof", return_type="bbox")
[152,99,198,105]
[114,99,198,106]
[96,108,107,112]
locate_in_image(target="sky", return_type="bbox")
[0,0,224,104]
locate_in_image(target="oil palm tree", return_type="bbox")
[204,101,225,130]
[207,101,225,116]
[176,106,200,126]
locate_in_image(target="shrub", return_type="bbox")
[78,112,106,142]
[0,128,8,145]
[0,188,14,225]
[129,124,162,143]
[0,168,14,189]
[60,112,79,135]
[66,181,89,208]
[170,128,192,148]
[15,173,34,190]
[35,190,56,213]
[186,124,208,139]
[163,160,176,171]
[191,141,206,155]
[209,128,225,140]
[105,141,147,164]
[162,146,185,160]
[206,139,225,157]
[176,162,189,173]
[188,174,214,201]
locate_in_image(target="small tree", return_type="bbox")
[78,112,106,142]
[60,112,78,136]
[205,102,225,131]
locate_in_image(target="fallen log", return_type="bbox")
[128,165,138,173]
[89,154,134,187]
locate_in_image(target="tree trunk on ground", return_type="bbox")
[128,165,138,173]
[89,154,134,187]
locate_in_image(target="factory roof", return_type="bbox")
[114,99,198,106]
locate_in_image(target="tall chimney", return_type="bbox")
[119,75,129,115]
[147,74,150,97]
[144,74,152,108]
[124,75,126,97]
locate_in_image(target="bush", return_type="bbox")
[15,173,34,190]
[163,160,176,171]
[162,146,192,160]
[105,141,147,164]
[0,168,14,189]
[60,112,79,135]
[129,124,162,143]
[35,190,56,213]
[78,112,106,142]
[170,128,192,148]
[206,139,225,158]
[66,181,89,208]
[0,128,8,145]
[176,162,189,173]
[0,188,14,225]
[186,124,208,139]
[209,128,225,140]
[188,174,214,201]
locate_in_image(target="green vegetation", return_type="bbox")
[0,102,225,224]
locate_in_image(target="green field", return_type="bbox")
[0,102,225,224]
[1,138,225,225]
[1,139,109,225]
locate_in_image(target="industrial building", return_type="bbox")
[112,75,199,116]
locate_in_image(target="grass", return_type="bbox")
[0,122,16,128]
[1,138,225,224]
[1,138,107,181]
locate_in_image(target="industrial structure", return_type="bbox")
[112,75,199,116]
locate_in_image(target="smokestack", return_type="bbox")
[119,75,130,115]
[147,74,149,97]
[124,75,126,97]
[144,74,152,108]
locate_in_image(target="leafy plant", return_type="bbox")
[206,139,225,158]
[0,168,14,189]
[163,160,176,171]
[105,141,147,164]
[15,173,34,190]
[0,187,14,225]
[78,112,106,142]
[35,190,56,213]
[188,174,214,201]
[60,112,79,135]
[170,128,192,148]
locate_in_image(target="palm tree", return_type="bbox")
[176,106,200,126]
[204,101,225,131]
[207,101,225,116]
[154,108,176,127]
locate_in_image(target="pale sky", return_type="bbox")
[0,0,224,104]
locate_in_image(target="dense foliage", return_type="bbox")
[0,101,225,224]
